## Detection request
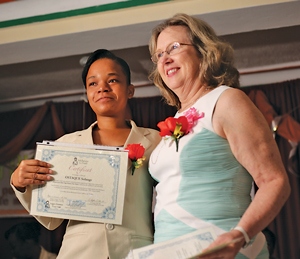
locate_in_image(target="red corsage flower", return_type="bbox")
[125,143,146,175]
[158,108,204,152]
[157,116,189,152]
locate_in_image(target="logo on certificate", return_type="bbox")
[73,157,78,165]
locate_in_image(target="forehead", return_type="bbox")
[156,25,190,49]
[87,58,124,77]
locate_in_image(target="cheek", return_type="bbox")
[185,59,200,76]
[157,66,165,79]
[86,89,95,101]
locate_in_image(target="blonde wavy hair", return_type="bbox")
[149,13,240,109]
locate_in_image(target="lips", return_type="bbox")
[167,68,179,76]
[95,96,113,102]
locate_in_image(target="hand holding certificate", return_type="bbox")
[126,228,242,259]
[30,141,128,224]
[189,237,243,259]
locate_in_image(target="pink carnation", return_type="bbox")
[183,107,204,133]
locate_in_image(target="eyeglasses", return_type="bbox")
[151,42,194,64]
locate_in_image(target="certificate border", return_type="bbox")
[31,144,128,224]
[37,149,120,219]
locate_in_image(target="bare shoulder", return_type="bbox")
[213,87,268,138]
[217,88,255,112]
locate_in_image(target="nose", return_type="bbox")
[97,82,111,92]
[159,52,172,64]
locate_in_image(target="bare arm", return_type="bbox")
[199,88,290,258]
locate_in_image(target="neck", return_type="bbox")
[96,115,129,130]
[93,115,131,146]
[179,85,208,112]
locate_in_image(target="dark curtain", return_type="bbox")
[242,79,300,259]
[128,96,177,129]
[0,96,175,161]
[0,101,97,156]
[0,80,299,258]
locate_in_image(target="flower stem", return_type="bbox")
[174,137,179,152]
[131,167,136,175]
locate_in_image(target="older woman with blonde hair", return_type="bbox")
[148,13,290,259]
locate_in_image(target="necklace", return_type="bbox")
[180,87,209,112]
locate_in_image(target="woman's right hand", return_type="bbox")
[12,159,53,192]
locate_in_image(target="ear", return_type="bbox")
[127,84,135,99]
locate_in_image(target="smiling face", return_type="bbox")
[156,26,202,95]
[86,58,134,118]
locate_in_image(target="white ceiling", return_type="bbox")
[1,0,300,112]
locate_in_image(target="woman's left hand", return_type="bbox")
[197,230,244,259]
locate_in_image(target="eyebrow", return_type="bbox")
[87,72,120,81]
[107,73,119,77]
[87,75,95,81]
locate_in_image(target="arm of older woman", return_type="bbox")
[199,88,291,259]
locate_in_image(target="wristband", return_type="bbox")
[233,226,251,248]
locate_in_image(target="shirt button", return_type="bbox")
[106,223,114,230]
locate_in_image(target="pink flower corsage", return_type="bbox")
[183,107,204,133]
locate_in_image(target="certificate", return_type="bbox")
[128,227,217,259]
[127,227,243,259]
[31,141,128,224]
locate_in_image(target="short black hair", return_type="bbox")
[82,49,131,87]
[5,222,41,243]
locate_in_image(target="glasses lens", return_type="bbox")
[152,52,160,63]
[168,42,180,56]
[152,42,181,63]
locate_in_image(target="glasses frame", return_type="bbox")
[151,42,194,64]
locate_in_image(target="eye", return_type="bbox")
[172,43,180,49]
[88,82,97,87]
[109,79,118,83]
[156,52,164,59]
[168,42,180,53]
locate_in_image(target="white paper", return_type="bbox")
[130,227,217,259]
[31,142,128,224]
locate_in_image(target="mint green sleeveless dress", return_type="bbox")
[149,86,268,258]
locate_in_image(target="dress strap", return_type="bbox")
[193,85,230,133]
